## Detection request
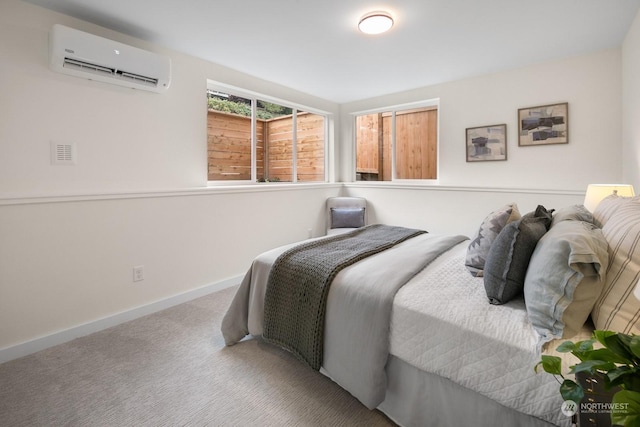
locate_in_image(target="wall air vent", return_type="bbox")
[49,24,171,93]
[50,141,76,165]
[62,58,159,88]
[63,58,115,78]
[118,71,158,88]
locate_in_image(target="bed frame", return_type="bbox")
[379,356,557,427]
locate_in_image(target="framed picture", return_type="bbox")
[465,124,507,162]
[518,102,568,146]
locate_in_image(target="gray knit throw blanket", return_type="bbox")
[263,224,427,370]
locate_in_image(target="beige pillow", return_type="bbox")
[591,200,640,334]
[592,194,639,227]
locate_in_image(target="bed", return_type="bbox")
[221,195,640,427]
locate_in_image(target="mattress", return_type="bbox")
[389,242,591,427]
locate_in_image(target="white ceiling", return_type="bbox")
[24,0,640,103]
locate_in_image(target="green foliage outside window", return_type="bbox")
[207,96,292,120]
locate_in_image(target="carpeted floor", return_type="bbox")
[0,285,396,426]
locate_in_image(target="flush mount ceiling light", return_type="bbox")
[358,11,394,35]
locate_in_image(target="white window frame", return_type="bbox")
[206,80,330,184]
[352,98,440,183]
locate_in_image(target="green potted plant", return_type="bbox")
[536,330,640,426]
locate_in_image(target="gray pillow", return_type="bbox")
[465,203,521,277]
[330,207,365,229]
[521,205,554,229]
[551,205,594,227]
[524,221,608,345]
[483,217,548,304]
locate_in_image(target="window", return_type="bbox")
[355,102,438,181]
[207,83,327,183]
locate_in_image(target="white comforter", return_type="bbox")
[391,242,588,427]
[222,234,582,426]
[222,232,466,409]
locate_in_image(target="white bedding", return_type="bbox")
[390,242,591,427]
[223,231,466,409]
[222,233,591,426]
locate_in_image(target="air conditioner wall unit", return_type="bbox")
[49,24,171,93]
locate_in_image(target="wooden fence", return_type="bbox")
[356,107,438,181]
[207,111,262,181]
[207,111,325,182]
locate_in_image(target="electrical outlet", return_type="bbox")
[133,265,144,282]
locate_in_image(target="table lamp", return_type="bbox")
[583,184,635,212]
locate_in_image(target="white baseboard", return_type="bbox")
[0,276,241,364]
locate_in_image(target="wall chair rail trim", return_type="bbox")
[343,182,584,197]
[0,183,341,206]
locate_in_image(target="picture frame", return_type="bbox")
[465,124,507,162]
[518,102,568,146]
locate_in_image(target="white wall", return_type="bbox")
[342,185,583,239]
[622,8,640,190]
[337,48,623,239]
[0,186,339,355]
[339,49,623,190]
[0,0,341,358]
[0,1,339,196]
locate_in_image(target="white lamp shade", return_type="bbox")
[635,278,640,301]
[583,184,635,212]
